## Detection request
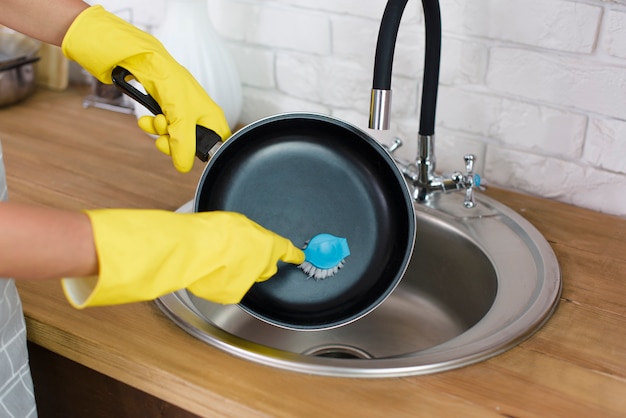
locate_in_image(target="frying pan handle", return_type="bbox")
[111,66,220,162]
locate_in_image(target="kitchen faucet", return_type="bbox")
[369,0,480,208]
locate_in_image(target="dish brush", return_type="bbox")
[298,233,351,280]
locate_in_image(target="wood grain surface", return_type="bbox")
[1,86,625,417]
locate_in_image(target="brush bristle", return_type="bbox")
[298,259,345,280]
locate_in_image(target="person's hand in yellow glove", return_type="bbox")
[61,5,231,173]
[62,210,305,308]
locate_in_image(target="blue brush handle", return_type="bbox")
[303,234,351,269]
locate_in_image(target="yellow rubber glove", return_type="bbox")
[62,210,305,308]
[61,5,231,173]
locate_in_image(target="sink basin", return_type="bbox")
[157,192,561,377]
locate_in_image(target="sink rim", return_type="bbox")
[157,193,561,378]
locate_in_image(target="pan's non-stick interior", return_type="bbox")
[194,114,415,330]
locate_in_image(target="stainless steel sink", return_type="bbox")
[156,193,561,377]
[155,0,560,377]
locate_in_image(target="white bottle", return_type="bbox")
[147,0,243,130]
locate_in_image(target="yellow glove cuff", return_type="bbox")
[62,5,170,84]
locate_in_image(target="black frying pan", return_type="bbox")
[112,66,416,331]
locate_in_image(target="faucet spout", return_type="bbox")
[369,0,441,136]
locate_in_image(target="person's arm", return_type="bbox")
[0,202,97,280]
[3,0,231,173]
[0,0,88,46]
[0,201,304,307]
[0,1,304,308]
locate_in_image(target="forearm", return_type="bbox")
[0,0,88,45]
[0,202,97,280]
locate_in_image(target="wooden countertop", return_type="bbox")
[1,87,626,417]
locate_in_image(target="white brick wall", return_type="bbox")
[98,0,626,217]
[442,0,602,53]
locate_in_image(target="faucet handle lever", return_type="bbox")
[465,154,475,174]
[384,137,403,154]
[464,186,476,208]
[462,154,481,208]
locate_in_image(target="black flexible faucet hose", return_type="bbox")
[372,0,408,90]
[372,0,442,136]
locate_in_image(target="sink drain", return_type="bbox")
[303,345,373,360]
